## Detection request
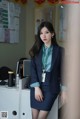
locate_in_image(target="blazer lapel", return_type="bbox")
[36,48,43,71]
[51,45,59,70]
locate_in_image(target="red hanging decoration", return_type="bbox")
[20,0,27,4]
[35,0,45,5]
[47,0,59,4]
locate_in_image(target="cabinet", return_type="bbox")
[20,89,32,119]
[0,86,20,119]
[0,86,32,119]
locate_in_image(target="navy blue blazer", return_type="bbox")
[30,44,64,94]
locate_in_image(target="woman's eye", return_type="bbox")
[40,32,43,35]
[46,31,49,33]
[40,31,49,35]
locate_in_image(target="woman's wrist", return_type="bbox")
[35,86,40,89]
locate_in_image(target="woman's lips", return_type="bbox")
[43,39,47,41]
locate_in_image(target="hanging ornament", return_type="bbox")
[35,0,45,5]
[20,0,27,4]
[47,0,59,4]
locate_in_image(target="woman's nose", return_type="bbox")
[43,34,46,37]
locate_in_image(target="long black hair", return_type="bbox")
[29,21,58,58]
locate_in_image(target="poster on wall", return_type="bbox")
[0,0,20,43]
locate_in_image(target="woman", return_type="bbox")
[29,21,66,119]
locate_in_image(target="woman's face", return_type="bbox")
[40,27,54,47]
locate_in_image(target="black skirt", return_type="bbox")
[30,84,59,111]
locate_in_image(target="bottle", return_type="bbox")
[16,74,19,87]
[8,71,14,87]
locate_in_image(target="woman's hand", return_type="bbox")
[60,91,67,106]
[35,87,44,102]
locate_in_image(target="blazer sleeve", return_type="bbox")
[30,57,40,87]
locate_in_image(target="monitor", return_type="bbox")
[23,59,31,77]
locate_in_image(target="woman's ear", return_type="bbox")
[52,33,54,38]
